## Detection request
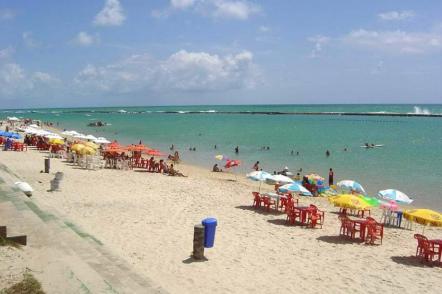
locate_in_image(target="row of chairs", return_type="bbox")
[339,215,384,245]
[414,234,442,264]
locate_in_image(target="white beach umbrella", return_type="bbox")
[29,124,40,128]
[278,183,312,196]
[94,137,111,144]
[45,133,63,139]
[337,180,367,195]
[378,189,414,204]
[7,116,19,121]
[85,134,98,141]
[266,174,294,185]
[73,133,88,140]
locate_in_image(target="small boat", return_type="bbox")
[360,144,384,148]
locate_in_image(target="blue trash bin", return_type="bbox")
[202,218,217,248]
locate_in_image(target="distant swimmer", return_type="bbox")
[214,145,217,149]
[326,150,330,157]
[344,147,348,152]
[235,146,239,154]
[170,144,174,150]
[296,151,299,156]
[291,150,294,156]
[267,146,270,150]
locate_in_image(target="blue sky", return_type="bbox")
[0,0,441,108]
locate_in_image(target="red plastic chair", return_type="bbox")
[339,215,359,239]
[365,219,384,245]
[414,234,437,263]
[252,192,262,208]
[286,205,301,225]
[262,196,276,212]
[307,204,324,228]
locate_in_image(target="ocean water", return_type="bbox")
[2,104,442,209]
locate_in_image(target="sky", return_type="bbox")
[0,0,441,108]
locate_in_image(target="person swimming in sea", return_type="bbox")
[326,150,330,157]
[291,150,294,155]
[235,146,239,154]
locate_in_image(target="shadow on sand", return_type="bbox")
[235,205,285,216]
[390,256,438,268]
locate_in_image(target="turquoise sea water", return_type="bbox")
[2,104,442,209]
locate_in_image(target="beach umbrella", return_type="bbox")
[29,124,39,128]
[85,134,98,141]
[79,146,96,155]
[127,144,148,152]
[84,141,99,149]
[71,143,86,153]
[45,133,63,139]
[337,180,367,195]
[145,149,165,157]
[278,183,312,196]
[49,138,64,145]
[74,133,88,140]
[215,154,229,161]
[246,170,272,181]
[379,200,399,211]
[107,140,121,148]
[403,209,442,227]
[358,195,382,207]
[266,174,294,185]
[329,194,372,210]
[224,159,240,169]
[246,171,272,192]
[378,189,413,204]
[94,137,111,144]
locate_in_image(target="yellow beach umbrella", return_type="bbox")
[79,146,96,155]
[329,194,372,210]
[403,209,442,227]
[71,143,85,152]
[49,138,64,145]
[84,141,99,149]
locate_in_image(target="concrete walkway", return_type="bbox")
[0,164,168,294]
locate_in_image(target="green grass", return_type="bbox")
[0,273,45,294]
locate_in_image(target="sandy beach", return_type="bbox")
[0,143,441,294]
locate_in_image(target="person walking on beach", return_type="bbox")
[235,146,239,154]
[252,161,260,171]
[328,168,334,186]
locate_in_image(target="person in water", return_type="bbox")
[252,161,260,171]
[214,145,217,149]
[326,150,330,157]
[170,144,174,150]
[291,150,294,155]
[235,146,239,154]
[328,168,334,186]
[212,164,222,172]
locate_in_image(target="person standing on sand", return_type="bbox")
[235,146,239,154]
[329,168,334,186]
[252,161,260,171]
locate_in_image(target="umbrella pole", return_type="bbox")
[258,181,262,192]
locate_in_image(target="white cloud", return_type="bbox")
[259,26,270,33]
[308,35,330,58]
[72,32,100,46]
[0,47,14,59]
[0,63,58,97]
[343,29,442,54]
[74,50,258,94]
[212,0,260,20]
[171,0,196,9]
[155,0,260,20]
[22,32,41,48]
[378,10,415,21]
[0,9,15,21]
[94,0,125,26]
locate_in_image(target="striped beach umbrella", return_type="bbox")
[378,189,413,204]
[246,171,272,192]
[278,183,312,196]
[337,180,367,195]
[266,174,294,185]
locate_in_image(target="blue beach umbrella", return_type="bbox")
[246,170,272,192]
[278,183,313,196]
[378,189,413,204]
[337,180,367,195]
